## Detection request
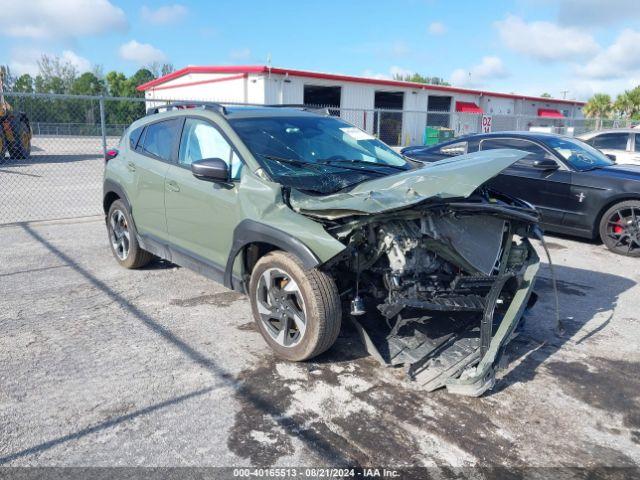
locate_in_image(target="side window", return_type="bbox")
[593,133,629,150]
[139,119,182,161]
[178,118,242,180]
[635,134,640,152]
[439,141,467,156]
[480,138,549,167]
[129,126,144,150]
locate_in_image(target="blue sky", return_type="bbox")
[2,0,640,100]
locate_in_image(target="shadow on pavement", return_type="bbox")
[1,224,358,466]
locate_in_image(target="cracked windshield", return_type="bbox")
[230,115,413,193]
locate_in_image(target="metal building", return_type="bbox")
[137,65,585,146]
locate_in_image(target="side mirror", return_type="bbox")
[105,148,118,162]
[605,153,616,162]
[191,158,229,182]
[532,158,559,171]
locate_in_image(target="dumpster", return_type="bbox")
[424,126,455,145]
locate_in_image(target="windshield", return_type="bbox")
[545,136,614,171]
[229,115,411,193]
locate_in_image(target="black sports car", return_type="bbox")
[402,132,640,256]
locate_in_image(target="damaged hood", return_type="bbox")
[289,149,529,219]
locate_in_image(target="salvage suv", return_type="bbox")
[103,103,542,396]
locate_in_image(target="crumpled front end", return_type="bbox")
[314,189,541,396]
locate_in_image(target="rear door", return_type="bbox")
[129,118,182,240]
[482,138,571,228]
[164,117,243,268]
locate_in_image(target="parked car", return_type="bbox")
[103,103,542,396]
[402,132,640,256]
[578,129,640,166]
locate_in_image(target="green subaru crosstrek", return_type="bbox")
[103,103,542,396]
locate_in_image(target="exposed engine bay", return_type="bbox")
[316,188,542,396]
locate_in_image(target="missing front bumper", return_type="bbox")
[350,243,540,397]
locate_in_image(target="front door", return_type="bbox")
[481,137,572,228]
[164,117,243,268]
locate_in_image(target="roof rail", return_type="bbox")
[264,104,331,115]
[146,101,227,116]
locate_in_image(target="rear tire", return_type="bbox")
[249,251,341,361]
[0,134,6,163]
[107,200,154,268]
[8,119,31,160]
[599,200,640,257]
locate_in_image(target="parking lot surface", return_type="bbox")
[1,217,639,469]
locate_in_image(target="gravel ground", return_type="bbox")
[0,217,639,470]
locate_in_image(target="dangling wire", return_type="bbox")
[539,235,563,335]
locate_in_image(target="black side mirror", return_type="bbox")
[532,158,559,171]
[191,158,229,182]
[605,153,617,162]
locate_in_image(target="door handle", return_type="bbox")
[166,181,180,192]
[127,161,136,172]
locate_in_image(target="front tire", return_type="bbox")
[107,200,154,268]
[599,200,640,257]
[249,251,341,361]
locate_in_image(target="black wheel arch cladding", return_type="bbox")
[224,219,321,290]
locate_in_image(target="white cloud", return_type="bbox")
[557,0,640,27]
[451,56,508,87]
[577,29,640,79]
[119,40,167,65]
[8,47,42,76]
[61,50,91,73]
[495,15,599,62]
[229,48,251,60]
[0,0,127,39]
[141,4,188,25]
[428,22,446,35]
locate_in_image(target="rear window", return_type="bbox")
[129,126,144,150]
[480,138,547,166]
[139,119,182,161]
[592,133,628,150]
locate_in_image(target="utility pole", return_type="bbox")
[560,90,569,99]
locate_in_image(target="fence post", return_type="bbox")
[99,96,107,156]
[376,109,381,139]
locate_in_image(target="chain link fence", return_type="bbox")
[0,92,624,225]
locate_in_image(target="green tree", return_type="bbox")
[584,93,612,129]
[392,72,451,86]
[128,68,155,96]
[14,74,34,93]
[70,72,105,96]
[36,54,77,93]
[540,92,552,98]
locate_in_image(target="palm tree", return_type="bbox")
[614,91,634,126]
[584,93,612,130]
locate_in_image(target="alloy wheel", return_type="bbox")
[109,209,131,260]
[606,206,640,254]
[255,267,307,347]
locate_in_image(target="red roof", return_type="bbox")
[455,101,483,114]
[137,65,585,106]
[538,108,565,118]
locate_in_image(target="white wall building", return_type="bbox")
[138,65,585,146]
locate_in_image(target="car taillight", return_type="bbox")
[105,149,118,162]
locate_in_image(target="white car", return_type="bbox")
[577,129,640,165]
